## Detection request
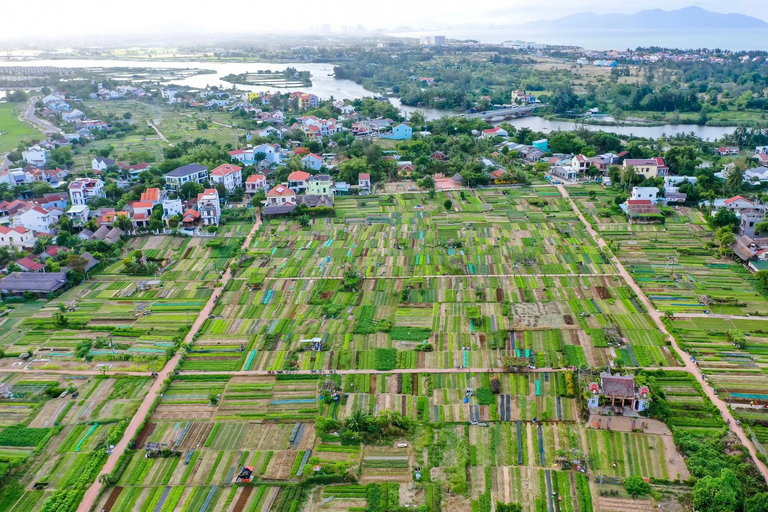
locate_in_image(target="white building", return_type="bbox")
[252,144,283,165]
[630,187,659,204]
[196,189,221,226]
[210,164,243,192]
[162,198,183,223]
[69,178,105,206]
[91,156,115,172]
[22,146,48,167]
[0,226,35,248]
[10,205,55,234]
[66,204,90,226]
[164,164,208,191]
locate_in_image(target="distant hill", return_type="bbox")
[519,7,768,30]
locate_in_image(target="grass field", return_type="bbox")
[0,102,43,152]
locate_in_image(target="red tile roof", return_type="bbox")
[210,163,242,177]
[287,171,310,181]
[724,195,751,204]
[267,185,295,197]
[16,257,44,272]
[140,188,160,202]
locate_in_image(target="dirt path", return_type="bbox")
[77,214,262,512]
[557,184,768,484]
[146,119,173,146]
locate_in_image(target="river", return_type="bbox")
[0,58,738,139]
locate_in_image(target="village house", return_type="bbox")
[140,187,166,206]
[66,204,90,226]
[195,189,221,226]
[571,154,591,173]
[287,171,311,193]
[162,198,183,225]
[302,153,323,171]
[164,164,208,191]
[15,257,45,273]
[210,164,243,192]
[714,146,740,156]
[587,373,650,413]
[252,144,283,165]
[622,157,668,178]
[69,178,105,206]
[630,186,659,204]
[382,123,413,140]
[0,226,34,248]
[245,175,268,197]
[22,146,48,167]
[129,201,153,229]
[0,272,68,295]
[307,174,333,196]
[481,127,509,139]
[9,204,56,234]
[358,173,371,195]
[550,166,578,181]
[91,156,115,172]
[706,195,765,215]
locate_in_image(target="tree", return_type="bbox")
[6,90,29,102]
[409,110,426,130]
[114,213,133,233]
[692,468,741,512]
[501,356,529,370]
[53,312,69,329]
[745,492,768,512]
[724,167,745,196]
[624,475,652,498]
[713,227,735,256]
[495,503,522,512]
[444,199,453,211]
[709,208,739,230]
[65,254,89,274]
[298,214,310,228]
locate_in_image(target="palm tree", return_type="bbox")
[345,409,368,432]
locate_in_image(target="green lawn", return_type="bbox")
[0,102,43,152]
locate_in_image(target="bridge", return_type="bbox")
[463,105,536,120]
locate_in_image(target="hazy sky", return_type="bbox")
[1,0,766,40]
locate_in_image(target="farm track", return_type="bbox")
[77,212,263,512]
[557,183,768,485]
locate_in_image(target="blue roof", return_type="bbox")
[166,164,207,177]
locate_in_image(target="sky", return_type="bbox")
[0,0,766,41]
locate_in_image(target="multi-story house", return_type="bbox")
[245,174,267,197]
[196,188,221,226]
[210,164,243,192]
[69,178,105,205]
[307,174,333,196]
[287,171,311,193]
[164,164,208,191]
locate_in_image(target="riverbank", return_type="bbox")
[546,109,765,129]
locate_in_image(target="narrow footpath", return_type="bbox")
[557,184,768,483]
[77,213,262,512]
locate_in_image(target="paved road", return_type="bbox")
[0,153,10,172]
[22,96,62,135]
[673,312,767,321]
[77,213,262,512]
[558,184,768,483]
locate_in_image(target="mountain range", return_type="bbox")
[517,7,768,30]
